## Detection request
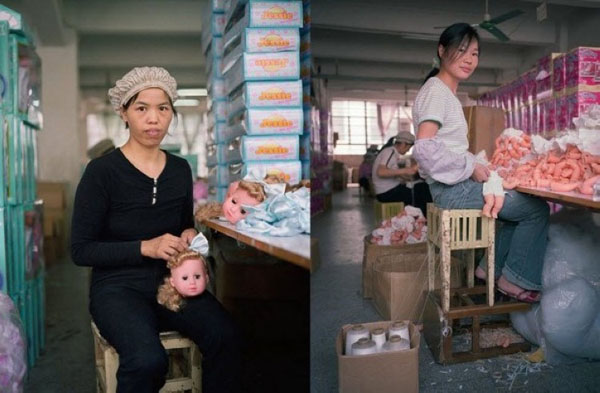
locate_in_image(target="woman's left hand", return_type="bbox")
[180,228,198,245]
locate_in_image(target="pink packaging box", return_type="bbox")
[556,95,569,130]
[538,54,553,74]
[531,103,538,134]
[544,99,557,132]
[566,91,600,126]
[522,105,531,133]
[566,47,600,89]
[553,54,566,94]
[536,77,552,100]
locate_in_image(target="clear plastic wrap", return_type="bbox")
[511,208,600,364]
[0,293,27,392]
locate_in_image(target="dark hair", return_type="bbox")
[423,23,480,84]
[379,137,396,152]
[122,91,178,129]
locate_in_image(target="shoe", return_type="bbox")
[496,276,541,303]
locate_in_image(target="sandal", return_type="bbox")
[496,276,541,303]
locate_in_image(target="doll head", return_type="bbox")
[168,255,208,297]
[194,176,308,225]
[221,180,267,223]
[157,250,209,312]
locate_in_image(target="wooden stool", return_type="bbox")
[424,203,532,364]
[426,203,495,313]
[91,322,202,393]
[374,201,404,223]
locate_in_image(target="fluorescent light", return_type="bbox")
[174,99,201,107]
[177,88,207,97]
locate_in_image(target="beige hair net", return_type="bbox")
[108,66,178,112]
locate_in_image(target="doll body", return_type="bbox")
[482,170,505,219]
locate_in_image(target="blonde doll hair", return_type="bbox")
[157,250,208,312]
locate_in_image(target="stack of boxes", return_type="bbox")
[0,5,45,367]
[202,0,231,201]
[205,0,305,202]
[300,0,311,180]
[478,47,600,137]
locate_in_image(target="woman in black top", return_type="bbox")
[71,67,241,393]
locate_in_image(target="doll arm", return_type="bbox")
[71,161,144,267]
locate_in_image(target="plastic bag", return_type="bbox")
[0,293,27,392]
[511,208,600,364]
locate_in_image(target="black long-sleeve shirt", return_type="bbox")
[71,148,194,287]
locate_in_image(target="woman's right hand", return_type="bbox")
[471,163,490,183]
[141,234,187,260]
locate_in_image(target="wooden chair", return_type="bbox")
[91,321,202,393]
[426,203,495,313]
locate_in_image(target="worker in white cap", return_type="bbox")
[371,130,432,216]
[72,67,242,392]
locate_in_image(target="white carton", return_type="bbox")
[243,160,303,185]
[244,108,303,135]
[224,51,300,95]
[228,80,302,115]
[241,135,299,161]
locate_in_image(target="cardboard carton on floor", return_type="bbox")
[372,252,465,322]
[362,236,426,298]
[337,320,420,393]
[37,181,68,210]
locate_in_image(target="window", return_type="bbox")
[331,100,414,155]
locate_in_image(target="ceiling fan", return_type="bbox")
[435,0,524,42]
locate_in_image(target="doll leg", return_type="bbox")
[482,194,495,218]
[491,195,505,219]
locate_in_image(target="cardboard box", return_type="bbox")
[43,208,66,238]
[463,106,505,159]
[362,236,426,298]
[566,47,600,89]
[37,181,68,209]
[372,252,464,322]
[337,320,420,393]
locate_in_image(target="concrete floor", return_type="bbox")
[311,187,600,393]
[24,258,96,392]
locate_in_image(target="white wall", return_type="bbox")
[37,29,84,207]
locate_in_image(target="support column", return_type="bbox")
[36,28,84,207]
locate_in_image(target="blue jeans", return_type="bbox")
[429,179,549,290]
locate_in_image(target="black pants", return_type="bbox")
[376,182,433,216]
[358,177,370,192]
[90,272,242,393]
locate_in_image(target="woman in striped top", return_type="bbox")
[412,23,549,303]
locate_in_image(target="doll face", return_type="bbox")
[169,258,208,298]
[222,187,260,223]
